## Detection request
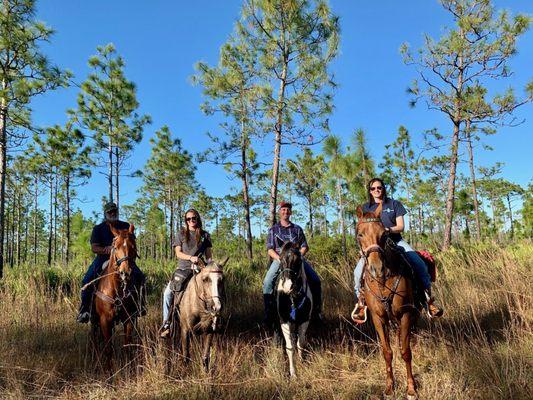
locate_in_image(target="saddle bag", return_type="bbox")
[170,268,193,292]
[416,250,437,282]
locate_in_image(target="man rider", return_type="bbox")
[263,202,322,329]
[76,202,146,323]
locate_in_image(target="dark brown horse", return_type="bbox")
[356,203,417,399]
[92,224,139,368]
[172,257,228,370]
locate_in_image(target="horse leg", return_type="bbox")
[297,321,309,361]
[281,322,297,378]
[202,333,213,372]
[180,326,190,365]
[371,313,394,397]
[99,316,114,372]
[124,320,134,365]
[400,312,417,399]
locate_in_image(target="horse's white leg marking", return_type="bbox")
[297,321,309,360]
[281,322,296,378]
[210,273,222,313]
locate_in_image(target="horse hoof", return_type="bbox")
[382,391,393,400]
[406,393,418,400]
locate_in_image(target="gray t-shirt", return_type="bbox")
[172,230,212,269]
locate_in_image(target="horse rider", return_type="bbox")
[159,209,212,338]
[351,178,444,323]
[263,201,322,329]
[77,202,146,323]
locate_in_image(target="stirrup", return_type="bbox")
[351,303,367,324]
[159,322,171,338]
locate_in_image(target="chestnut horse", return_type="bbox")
[92,224,139,368]
[356,203,417,399]
[172,257,228,370]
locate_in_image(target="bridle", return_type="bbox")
[193,265,224,316]
[357,217,408,313]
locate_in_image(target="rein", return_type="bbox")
[94,246,135,307]
[357,219,408,312]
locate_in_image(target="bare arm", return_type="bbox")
[91,243,112,255]
[300,246,309,257]
[268,248,280,261]
[388,215,405,234]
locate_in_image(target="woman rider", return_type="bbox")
[160,209,212,338]
[351,178,444,323]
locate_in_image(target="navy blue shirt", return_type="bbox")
[363,198,406,242]
[90,220,130,261]
[266,222,308,255]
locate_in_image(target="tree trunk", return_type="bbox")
[53,176,58,263]
[506,194,514,238]
[16,192,21,266]
[169,195,174,259]
[465,120,481,241]
[268,59,288,227]
[65,175,71,266]
[307,195,314,237]
[443,120,461,250]
[33,177,38,263]
[240,108,253,260]
[114,146,120,209]
[0,100,7,278]
[47,178,53,266]
[337,180,347,258]
[108,137,113,203]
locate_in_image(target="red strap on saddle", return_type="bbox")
[416,250,437,282]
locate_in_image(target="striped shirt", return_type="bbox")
[266,222,308,255]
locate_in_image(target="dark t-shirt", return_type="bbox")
[172,230,212,270]
[363,198,407,242]
[266,222,308,255]
[90,220,130,261]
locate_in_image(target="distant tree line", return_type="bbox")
[0,0,531,276]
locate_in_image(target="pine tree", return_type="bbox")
[401,0,531,249]
[240,0,339,227]
[75,43,150,208]
[0,0,70,276]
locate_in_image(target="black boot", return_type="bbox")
[262,293,276,330]
[76,287,92,323]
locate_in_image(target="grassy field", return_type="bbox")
[0,241,531,399]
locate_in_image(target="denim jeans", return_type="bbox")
[262,258,321,308]
[162,282,173,322]
[353,239,431,298]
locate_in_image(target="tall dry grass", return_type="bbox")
[0,241,531,399]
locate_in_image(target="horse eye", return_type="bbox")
[203,277,210,283]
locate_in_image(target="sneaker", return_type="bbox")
[350,303,367,324]
[159,321,171,338]
[76,311,90,324]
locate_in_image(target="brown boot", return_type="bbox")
[351,301,367,324]
[425,289,444,318]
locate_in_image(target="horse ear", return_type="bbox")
[129,224,135,235]
[219,256,229,268]
[356,206,363,219]
[281,241,291,253]
[374,202,383,216]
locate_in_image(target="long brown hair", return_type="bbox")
[181,208,204,244]
[367,178,389,205]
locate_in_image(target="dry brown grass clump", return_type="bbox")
[0,241,531,399]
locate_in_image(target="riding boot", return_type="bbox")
[424,288,444,318]
[77,286,93,323]
[262,293,276,330]
[138,283,147,317]
[350,290,367,324]
[311,285,323,322]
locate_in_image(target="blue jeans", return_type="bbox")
[80,256,145,312]
[162,282,173,322]
[353,239,431,298]
[263,258,321,309]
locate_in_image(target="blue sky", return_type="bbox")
[29,0,533,220]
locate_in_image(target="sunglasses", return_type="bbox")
[186,217,197,222]
[370,186,383,191]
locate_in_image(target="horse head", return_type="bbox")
[199,256,228,315]
[356,203,389,282]
[110,224,137,285]
[278,241,303,295]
